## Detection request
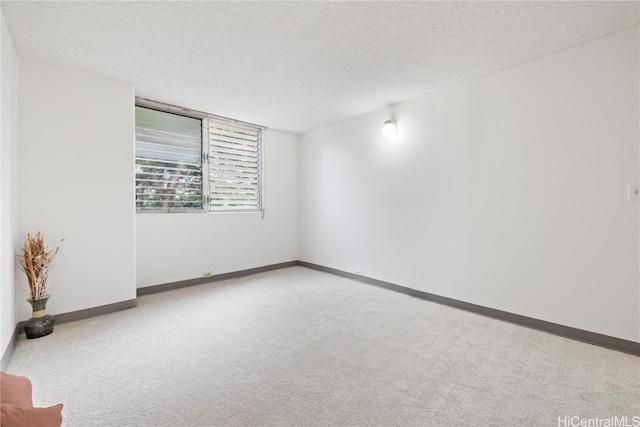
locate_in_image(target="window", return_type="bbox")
[135,101,263,213]
[135,107,203,211]
[208,122,261,211]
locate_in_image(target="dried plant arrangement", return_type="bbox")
[17,232,63,301]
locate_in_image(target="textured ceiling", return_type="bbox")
[2,1,638,134]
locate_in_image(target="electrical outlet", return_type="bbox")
[628,184,639,201]
[356,270,363,276]
[202,272,212,278]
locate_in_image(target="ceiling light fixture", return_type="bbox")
[382,120,397,138]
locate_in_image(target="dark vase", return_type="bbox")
[24,295,54,339]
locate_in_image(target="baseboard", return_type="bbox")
[137,261,298,297]
[1,323,20,371]
[17,299,138,334]
[6,262,636,364]
[297,261,640,356]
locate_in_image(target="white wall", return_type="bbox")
[298,26,640,342]
[136,129,297,287]
[18,59,136,320]
[0,10,19,357]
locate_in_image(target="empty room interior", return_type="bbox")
[0,1,639,426]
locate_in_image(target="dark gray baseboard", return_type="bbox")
[17,299,138,335]
[1,323,20,371]
[5,260,636,370]
[54,299,138,326]
[297,261,640,356]
[137,261,298,297]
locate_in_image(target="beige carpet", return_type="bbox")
[6,267,640,426]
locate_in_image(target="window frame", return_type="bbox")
[135,97,265,215]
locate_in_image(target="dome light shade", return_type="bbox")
[382,120,397,137]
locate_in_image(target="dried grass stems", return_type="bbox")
[17,232,63,301]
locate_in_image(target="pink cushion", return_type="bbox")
[0,372,33,408]
[1,403,63,427]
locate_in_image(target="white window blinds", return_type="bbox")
[134,100,264,214]
[135,107,203,211]
[208,122,262,212]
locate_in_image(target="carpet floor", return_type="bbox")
[6,266,640,426]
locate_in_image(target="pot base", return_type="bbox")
[24,314,54,339]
